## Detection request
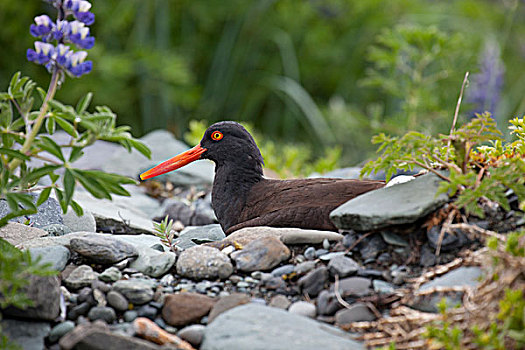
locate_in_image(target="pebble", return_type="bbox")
[322,238,330,250]
[106,291,129,312]
[67,302,91,320]
[129,245,176,278]
[137,304,158,320]
[177,324,206,347]
[380,231,409,247]
[373,280,395,294]
[176,245,233,280]
[327,255,360,277]
[208,293,251,323]
[298,266,329,297]
[288,301,316,318]
[331,277,373,298]
[358,234,387,260]
[335,302,376,325]
[231,236,290,272]
[112,279,154,305]
[87,306,117,323]
[48,320,75,343]
[271,264,295,277]
[42,223,72,236]
[304,247,316,260]
[123,310,138,322]
[317,290,341,315]
[63,265,99,290]
[269,294,291,310]
[162,292,216,327]
[318,251,345,261]
[294,260,317,275]
[159,273,175,286]
[91,280,111,293]
[99,266,122,283]
[342,231,358,248]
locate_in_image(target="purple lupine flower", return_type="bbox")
[68,21,94,49]
[30,15,53,38]
[28,0,94,78]
[65,51,92,77]
[467,41,505,118]
[27,41,54,65]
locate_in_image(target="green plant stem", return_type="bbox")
[8,69,60,172]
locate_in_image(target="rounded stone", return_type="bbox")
[48,320,75,343]
[123,310,138,322]
[99,267,122,283]
[112,279,154,305]
[107,291,129,312]
[176,245,233,280]
[288,301,316,318]
[177,324,206,347]
[87,306,117,323]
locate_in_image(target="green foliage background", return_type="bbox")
[1,0,524,165]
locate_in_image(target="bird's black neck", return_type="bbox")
[211,160,263,232]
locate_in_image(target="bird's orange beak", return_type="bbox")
[139,144,207,181]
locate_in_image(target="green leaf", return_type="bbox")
[7,72,21,96]
[25,165,61,183]
[47,99,67,112]
[69,200,84,216]
[80,170,136,185]
[69,147,84,163]
[38,136,65,161]
[128,139,152,159]
[76,92,93,114]
[0,148,30,161]
[45,116,56,135]
[0,101,13,127]
[36,187,52,206]
[54,116,78,138]
[6,192,36,211]
[72,170,111,199]
[63,169,75,208]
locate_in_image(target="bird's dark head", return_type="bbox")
[140,121,264,181]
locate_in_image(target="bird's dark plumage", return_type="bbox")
[140,121,384,234]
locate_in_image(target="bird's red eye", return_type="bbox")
[211,131,223,141]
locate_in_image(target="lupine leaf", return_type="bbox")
[54,115,78,138]
[76,92,93,114]
[45,116,56,135]
[63,169,75,208]
[25,165,61,183]
[38,136,65,161]
[0,148,30,161]
[36,187,52,206]
[73,170,111,199]
[70,200,84,216]
[69,147,84,163]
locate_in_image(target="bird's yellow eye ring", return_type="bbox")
[211,131,223,141]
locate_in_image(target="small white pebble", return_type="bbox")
[386,175,415,187]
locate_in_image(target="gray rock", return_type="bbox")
[176,245,233,280]
[177,224,226,250]
[294,261,317,275]
[161,200,215,227]
[62,209,96,232]
[112,279,154,305]
[28,245,70,271]
[208,293,251,323]
[317,290,342,315]
[380,231,409,247]
[103,129,214,186]
[358,233,387,260]
[231,236,290,272]
[201,304,364,350]
[410,267,483,313]
[298,266,329,297]
[99,266,122,282]
[67,302,91,320]
[72,190,157,234]
[271,264,295,277]
[327,255,360,277]
[335,303,376,325]
[137,304,158,320]
[63,265,99,289]
[304,246,316,260]
[59,321,159,350]
[70,235,138,264]
[269,294,291,310]
[107,291,129,312]
[2,275,61,321]
[48,320,75,343]
[41,223,72,236]
[330,172,449,231]
[177,324,206,347]
[332,277,373,298]
[288,301,316,318]
[123,310,138,322]
[318,251,345,260]
[0,222,47,247]
[373,280,396,294]
[0,194,62,228]
[221,226,343,246]
[129,245,176,277]
[88,306,117,323]
[0,318,50,350]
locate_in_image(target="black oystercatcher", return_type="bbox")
[140,121,384,234]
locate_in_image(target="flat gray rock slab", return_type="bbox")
[28,245,70,271]
[330,172,449,231]
[1,223,48,247]
[201,304,364,350]
[177,224,226,250]
[102,129,214,186]
[72,191,157,234]
[129,245,176,278]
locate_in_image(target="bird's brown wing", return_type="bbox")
[226,178,384,234]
